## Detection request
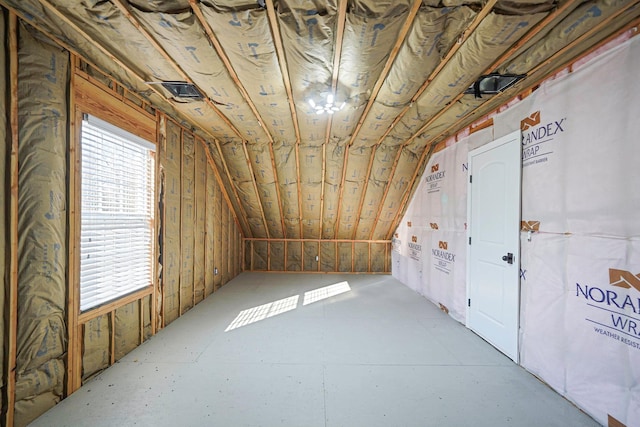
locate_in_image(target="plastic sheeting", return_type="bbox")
[14,21,69,426]
[394,36,640,426]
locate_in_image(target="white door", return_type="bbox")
[467,131,521,362]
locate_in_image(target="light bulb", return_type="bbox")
[327,93,334,104]
[308,99,316,108]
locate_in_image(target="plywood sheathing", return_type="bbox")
[14,21,68,426]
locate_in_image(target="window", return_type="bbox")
[80,115,155,311]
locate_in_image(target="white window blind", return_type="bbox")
[80,115,155,312]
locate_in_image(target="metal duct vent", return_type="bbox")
[161,81,204,99]
[465,73,526,98]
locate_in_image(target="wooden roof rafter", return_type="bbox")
[112,0,271,238]
[189,0,287,239]
[367,0,499,240]
[347,0,423,240]
[265,0,305,238]
[321,0,348,239]
[385,5,640,240]
[32,0,252,237]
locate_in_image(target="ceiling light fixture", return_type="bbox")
[465,73,526,98]
[308,93,346,115]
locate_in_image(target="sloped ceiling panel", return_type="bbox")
[2,0,638,244]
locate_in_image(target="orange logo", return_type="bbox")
[431,164,439,173]
[407,221,412,227]
[610,269,640,292]
[411,235,418,243]
[521,221,540,232]
[429,223,439,230]
[438,241,448,250]
[521,111,541,131]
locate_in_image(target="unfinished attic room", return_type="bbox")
[2,0,640,425]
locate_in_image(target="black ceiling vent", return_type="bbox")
[161,81,203,99]
[465,73,526,98]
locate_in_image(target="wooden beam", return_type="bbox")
[348,0,422,239]
[244,238,390,243]
[109,311,116,366]
[265,0,304,238]
[323,0,348,239]
[78,288,154,325]
[152,112,161,334]
[66,63,83,395]
[6,12,18,426]
[190,0,287,239]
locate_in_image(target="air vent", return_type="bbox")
[160,81,203,99]
[465,73,526,98]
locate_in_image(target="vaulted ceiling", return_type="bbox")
[4,0,639,240]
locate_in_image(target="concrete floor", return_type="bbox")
[31,273,600,427]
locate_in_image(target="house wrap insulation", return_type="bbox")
[394,35,640,427]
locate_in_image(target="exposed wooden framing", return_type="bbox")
[67,64,83,395]
[322,0,348,239]
[239,139,271,238]
[139,298,144,345]
[265,0,305,238]
[110,0,242,139]
[284,237,288,272]
[379,0,596,239]
[190,0,286,239]
[114,0,269,239]
[23,0,250,238]
[485,0,582,74]
[78,287,154,324]
[385,11,640,240]
[178,128,184,316]
[6,12,18,426]
[245,238,390,243]
[159,116,168,328]
[243,239,390,273]
[346,0,422,239]
[366,0,498,241]
[251,240,255,271]
[109,311,116,366]
[201,137,248,235]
